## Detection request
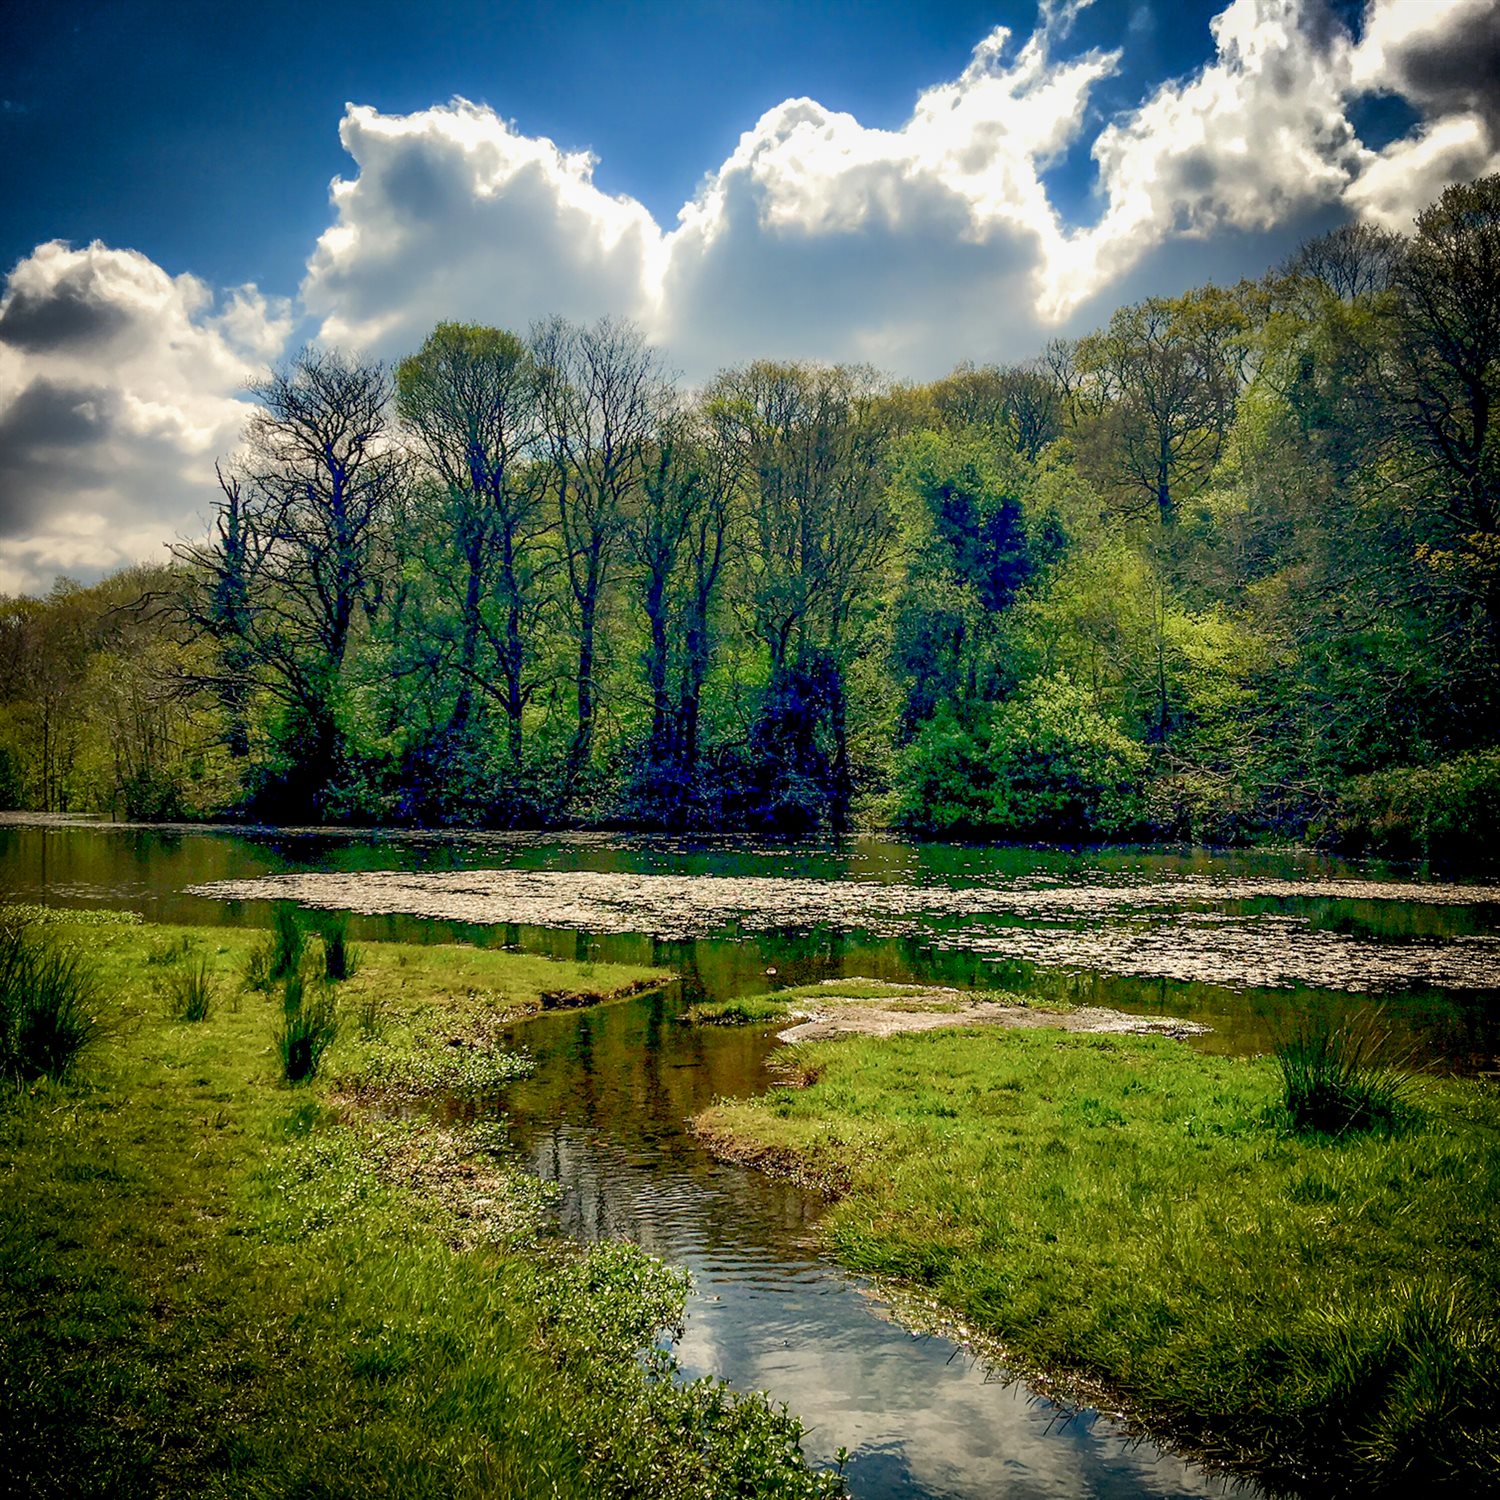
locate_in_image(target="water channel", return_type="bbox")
[5,816,1498,1498]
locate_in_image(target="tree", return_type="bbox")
[180,348,402,818]
[1388,174,1500,686]
[396,323,546,781]
[533,317,666,797]
[1076,288,1249,524]
[622,403,738,824]
[710,361,902,830]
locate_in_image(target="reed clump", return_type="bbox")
[277,971,338,1084]
[164,954,215,1023]
[1274,1013,1413,1135]
[0,915,101,1081]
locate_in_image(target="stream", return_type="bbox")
[6,816,1498,1497]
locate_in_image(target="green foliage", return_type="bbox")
[1274,1014,1413,1135]
[0,917,101,1080]
[4,178,1498,851]
[1330,749,1500,859]
[895,676,1146,838]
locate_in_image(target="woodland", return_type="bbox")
[2,176,1497,859]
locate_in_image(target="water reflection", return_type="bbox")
[8,819,1473,1495]
[503,989,1262,1500]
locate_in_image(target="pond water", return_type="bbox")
[5,816,1498,1498]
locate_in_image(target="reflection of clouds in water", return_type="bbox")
[197,867,1500,992]
[519,1122,1260,1500]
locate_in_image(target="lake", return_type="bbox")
[5,814,1498,1498]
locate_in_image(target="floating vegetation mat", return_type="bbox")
[191,869,1500,994]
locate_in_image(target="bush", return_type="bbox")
[1330,748,1500,861]
[0,918,101,1080]
[895,676,1147,839]
[277,977,338,1084]
[1275,1014,1413,1135]
[164,955,215,1022]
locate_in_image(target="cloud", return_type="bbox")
[0,241,292,593]
[3,0,1495,594]
[1054,0,1363,310]
[300,101,664,355]
[296,0,1495,378]
[1343,0,1500,227]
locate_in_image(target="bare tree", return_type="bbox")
[177,348,402,815]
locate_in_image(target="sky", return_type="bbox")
[0,0,1497,594]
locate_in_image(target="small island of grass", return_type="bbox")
[694,1024,1500,1494]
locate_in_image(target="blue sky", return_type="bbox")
[0,0,1495,592]
[1,1,1243,289]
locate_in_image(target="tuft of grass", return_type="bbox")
[242,938,274,993]
[164,955,215,1023]
[355,992,382,1039]
[688,995,791,1027]
[269,902,305,981]
[0,917,101,1080]
[1274,1013,1414,1135]
[277,977,338,1084]
[318,911,360,983]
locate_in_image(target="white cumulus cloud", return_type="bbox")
[2,0,1495,593]
[0,240,292,594]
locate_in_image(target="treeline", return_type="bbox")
[3,176,1498,857]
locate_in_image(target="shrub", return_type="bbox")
[165,955,215,1022]
[277,977,338,1084]
[0,918,101,1081]
[895,676,1147,839]
[1330,748,1500,861]
[1274,1014,1413,1135]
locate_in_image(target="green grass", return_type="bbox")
[0,915,840,1499]
[696,1028,1500,1493]
[686,977,1052,1028]
[688,995,792,1026]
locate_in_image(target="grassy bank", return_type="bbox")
[0,910,841,1498]
[695,1028,1500,1495]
